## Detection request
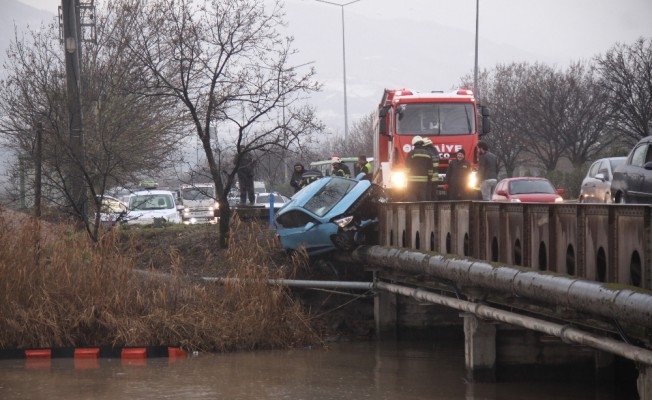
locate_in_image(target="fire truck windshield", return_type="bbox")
[396,103,475,136]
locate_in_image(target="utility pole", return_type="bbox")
[59,0,95,223]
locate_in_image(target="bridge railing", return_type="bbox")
[379,201,651,290]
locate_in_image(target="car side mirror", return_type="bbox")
[496,189,507,196]
[595,173,606,181]
[645,161,652,170]
[304,222,316,231]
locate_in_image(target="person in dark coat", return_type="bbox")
[236,146,256,205]
[445,148,472,201]
[290,163,306,193]
[405,136,433,201]
[478,140,499,200]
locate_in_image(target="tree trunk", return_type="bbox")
[218,200,231,249]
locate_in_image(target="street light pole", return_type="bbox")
[316,0,361,141]
[473,0,479,98]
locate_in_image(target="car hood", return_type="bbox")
[509,193,561,203]
[125,209,179,224]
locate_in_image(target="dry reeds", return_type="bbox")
[0,209,319,352]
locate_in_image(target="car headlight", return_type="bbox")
[554,197,564,203]
[509,198,521,203]
[333,215,354,228]
[468,170,478,189]
[390,171,407,189]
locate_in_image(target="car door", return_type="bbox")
[595,160,613,203]
[627,143,650,203]
[581,161,601,202]
[275,209,334,254]
[639,143,652,203]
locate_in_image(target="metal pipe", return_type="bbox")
[377,281,652,365]
[345,246,652,329]
[202,277,374,291]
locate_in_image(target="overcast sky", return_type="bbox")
[16,0,652,135]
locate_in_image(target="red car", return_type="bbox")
[491,177,564,203]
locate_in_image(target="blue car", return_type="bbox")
[275,176,386,256]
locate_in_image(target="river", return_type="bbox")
[0,340,630,399]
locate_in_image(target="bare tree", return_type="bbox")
[517,63,568,173]
[557,62,616,167]
[465,64,530,177]
[124,0,322,247]
[595,37,652,146]
[323,112,375,160]
[0,4,183,241]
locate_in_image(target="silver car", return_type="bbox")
[579,157,626,203]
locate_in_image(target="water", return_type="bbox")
[0,340,628,399]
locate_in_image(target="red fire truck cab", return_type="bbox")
[373,88,491,199]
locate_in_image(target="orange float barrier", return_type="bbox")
[74,348,100,359]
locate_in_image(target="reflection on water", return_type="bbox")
[0,340,625,399]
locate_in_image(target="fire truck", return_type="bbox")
[373,88,491,199]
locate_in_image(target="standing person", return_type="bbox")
[405,136,433,201]
[290,163,306,193]
[478,140,498,200]
[445,148,472,201]
[422,138,440,200]
[331,156,351,178]
[236,146,256,205]
[357,155,373,181]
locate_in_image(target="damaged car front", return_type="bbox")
[275,176,386,256]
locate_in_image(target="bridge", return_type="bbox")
[336,200,651,398]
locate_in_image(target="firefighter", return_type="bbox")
[331,156,351,178]
[445,148,472,201]
[405,136,433,201]
[357,155,373,181]
[422,138,440,200]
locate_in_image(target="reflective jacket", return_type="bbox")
[406,146,433,183]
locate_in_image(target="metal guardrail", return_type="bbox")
[378,201,651,290]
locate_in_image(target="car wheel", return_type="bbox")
[616,192,627,204]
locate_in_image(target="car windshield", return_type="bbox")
[396,103,475,136]
[509,180,555,195]
[303,178,358,217]
[182,187,214,200]
[129,194,173,210]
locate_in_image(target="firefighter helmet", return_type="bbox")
[331,156,342,164]
[422,137,432,146]
[412,136,424,146]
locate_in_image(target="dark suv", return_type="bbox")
[611,136,652,204]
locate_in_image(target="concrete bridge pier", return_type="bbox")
[639,364,652,400]
[374,289,398,340]
[463,313,496,382]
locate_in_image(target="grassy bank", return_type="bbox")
[0,210,320,352]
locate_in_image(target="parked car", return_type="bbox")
[491,177,564,203]
[124,190,183,225]
[611,136,652,204]
[96,195,128,226]
[579,157,626,203]
[275,176,387,256]
[254,192,290,209]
